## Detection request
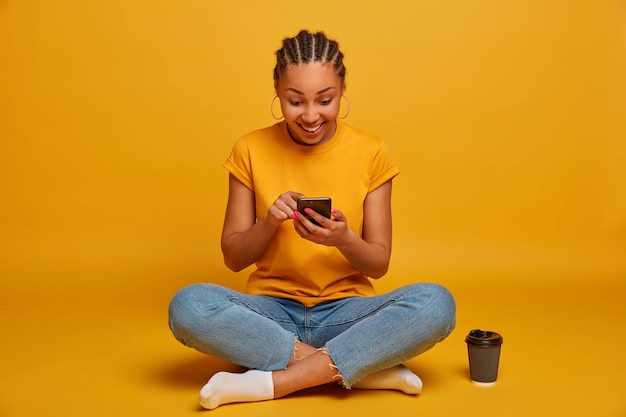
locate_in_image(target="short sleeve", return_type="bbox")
[369,141,400,192]
[223,136,254,190]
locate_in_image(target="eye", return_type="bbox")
[289,100,302,106]
[320,99,333,106]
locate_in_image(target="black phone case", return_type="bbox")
[297,198,331,226]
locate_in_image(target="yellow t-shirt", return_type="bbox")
[224,120,400,307]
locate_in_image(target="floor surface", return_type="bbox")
[2,249,625,417]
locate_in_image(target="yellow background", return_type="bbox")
[1,1,625,416]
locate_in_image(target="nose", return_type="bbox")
[301,105,319,123]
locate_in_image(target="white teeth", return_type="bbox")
[302,124,321,132]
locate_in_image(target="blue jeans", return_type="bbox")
[168,282,455,387]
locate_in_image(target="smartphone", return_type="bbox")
[297,197,332,226]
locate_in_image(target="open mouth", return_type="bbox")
[299,122,324,134]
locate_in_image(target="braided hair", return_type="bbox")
[273,30,346,86]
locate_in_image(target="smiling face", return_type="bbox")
[276,62,344,146]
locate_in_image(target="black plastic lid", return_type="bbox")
[465,329,503,346]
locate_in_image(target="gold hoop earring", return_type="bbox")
[338,95,350,119]
[271,96,283,120]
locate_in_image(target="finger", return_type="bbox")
[273,198,294,221]
[282,203,295,220]
[303,208,328,227]
[287,191,307,206]
[292,211,315,232]
[292,212,312,235]
[331,208,345,222]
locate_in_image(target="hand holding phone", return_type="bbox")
[297,197,331,226]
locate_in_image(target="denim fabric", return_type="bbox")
[168,282,455,387]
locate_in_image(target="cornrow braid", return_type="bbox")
[273,30,346,85]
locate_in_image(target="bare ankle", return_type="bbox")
[274,349,339,398]
[287,341,318,367]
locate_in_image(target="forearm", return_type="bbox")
[221,216,279,272]
[336,229,391,279]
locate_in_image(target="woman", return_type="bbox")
[169,30,456,410]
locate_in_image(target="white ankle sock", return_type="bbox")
[199,369,274,410]
[352,364,423,394]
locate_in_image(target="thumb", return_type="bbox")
[331,208,346,222]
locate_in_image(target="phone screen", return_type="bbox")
[297,197,331,226]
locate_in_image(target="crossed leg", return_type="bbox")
[199,341,422,410]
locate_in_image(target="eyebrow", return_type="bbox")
[287,87,336,95]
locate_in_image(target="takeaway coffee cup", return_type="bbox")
[465,329,503,385]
